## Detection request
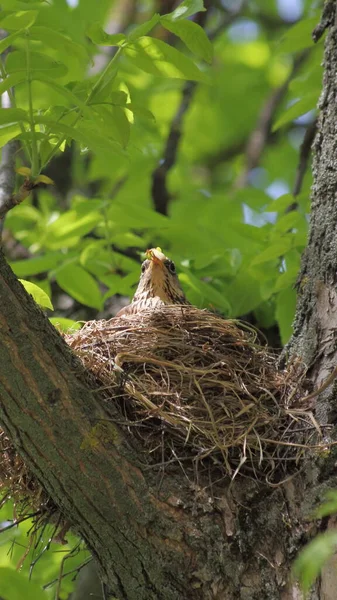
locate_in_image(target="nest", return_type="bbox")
[66,305,320,484]
[0,305,325,520]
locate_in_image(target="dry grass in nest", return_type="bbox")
[66,305,320,484]
[0,305,326,519]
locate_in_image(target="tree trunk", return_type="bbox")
[2,6,337,600]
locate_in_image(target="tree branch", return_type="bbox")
[151,4,245,215]
[0,140,18,231]
[293,119,317,197]
[0,30,19,235]
[235,51,309,189]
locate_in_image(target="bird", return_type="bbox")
[116,247,189,317]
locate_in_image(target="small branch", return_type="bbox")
[235,52,309,189]
[151,81,196,215]
[0,141,18,226]
[0,177,38,221]
[0,30,19,235]
[151,4,246,215]
[289,117,317,209]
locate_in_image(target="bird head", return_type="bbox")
[132,247,187,306]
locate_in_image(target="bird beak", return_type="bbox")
[146,248,166,268]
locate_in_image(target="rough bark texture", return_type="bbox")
[2,6,337,600]
[1,249,311,600]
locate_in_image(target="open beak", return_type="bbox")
[146,247,166,267]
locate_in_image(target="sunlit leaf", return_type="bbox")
[17,166,31,177]
[124,36,207,82]
[165,0,206,22]
[11,254,64,277]
[87,23,126,46]
[0,10,38,29]
[55,263,102,309]
[49,317,82,332]
[128,14,160,41]
[29,26,88,62]
[6,50,68,78]
[19,279,53,310]
[160,17,213,63]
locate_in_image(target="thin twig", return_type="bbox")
[235,51,309,189]
[285,117,317,213]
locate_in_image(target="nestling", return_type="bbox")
[116,248,189,317]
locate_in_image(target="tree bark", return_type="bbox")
[2,6,337,600]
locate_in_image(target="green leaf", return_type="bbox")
[11,253,62,277]
[124,36,207,82]
[251,239,292,265]
[126,103,155,121]
[19,279,54,310]
[273,212,304,234]
[92,105,130,147]
[314,491,337,519]
[180,271,231,313]
[0,10,38,29]
[36,117,123,156]
[50,317,82,332]
[55,264,102,309]
[276,287,296,345]
[265,193,296,213]
[224,270,263,316]
[234,188,271,210]
[87,23,126,46]
[278,16,319,53]
[0,73,27,96]
[0,30,24,54]
[293,531,337,594]
[6,50,68,78]
[29,26,88,62]
[0,108,28,125]
[165,0,206,22]
[273,93,318,130]
[160,17,213,63]
[34,77,92,116]
[45,210,102,245]
[0,567,47,600]
[1,0,45,7]
[128,14,160,41]
[0,123,21,148]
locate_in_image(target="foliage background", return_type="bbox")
[0,0,322,597]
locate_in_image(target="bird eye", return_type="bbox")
[168,261,176,274]
[141,263,146,274]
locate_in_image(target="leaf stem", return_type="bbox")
[41,47,123,171]
[25,31,39,177]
